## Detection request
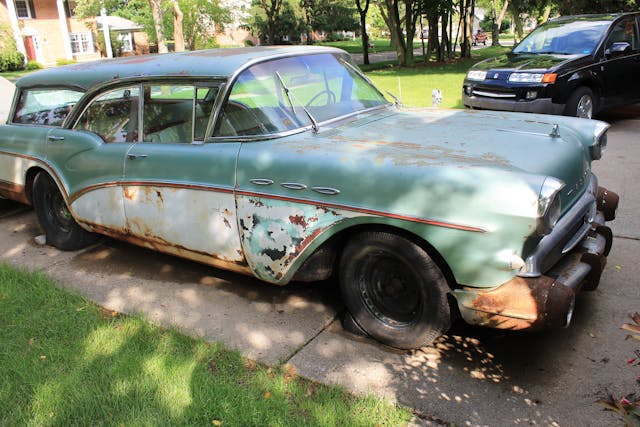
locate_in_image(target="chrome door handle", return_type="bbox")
[47,135,65,141]
[127,153,148,160]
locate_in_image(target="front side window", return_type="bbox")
[70,32,94,55]
[75,87,140,143]
[214,53,388,137]
[606,19,638,52]
[13,88,84,126]
[143,84,218,143]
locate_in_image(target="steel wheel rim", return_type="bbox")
[46,190,74,232]
[358,253,422,327]
[576,95,593,119]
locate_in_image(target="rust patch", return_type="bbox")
[155,190,163,203]
[124,187,136,201]
[289,215,308,229]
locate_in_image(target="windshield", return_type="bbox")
[512,19,610,55]
[215,53,389,137]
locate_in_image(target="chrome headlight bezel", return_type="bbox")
[590,122,610,160]
[537,177,565,235]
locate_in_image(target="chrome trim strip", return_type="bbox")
[311,186,340,195]
[281,182,307,190]
[520,175,598,277]
[249,178,274,186]
[472,90,517,99]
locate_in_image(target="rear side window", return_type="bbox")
[13,88,83,126]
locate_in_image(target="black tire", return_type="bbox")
[32,172,98,251]
[339,231,451,349]
[564,87,596,119]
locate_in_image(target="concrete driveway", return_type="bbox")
[1,106,638,426]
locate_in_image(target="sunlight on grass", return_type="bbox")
[0,263,411,426]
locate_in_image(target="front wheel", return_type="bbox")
[565,87,596,119]
[32,172,98,250]
[339,231,451,349]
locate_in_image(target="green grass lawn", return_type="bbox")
[0,263,411,426]
[364,46,510,109]
[318,37,397,53]
[0,70,32,82]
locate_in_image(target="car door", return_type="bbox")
[122,82,246,269]
[46,85,140,231]
[599,17,640,108]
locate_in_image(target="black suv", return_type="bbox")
[462,13,640,118]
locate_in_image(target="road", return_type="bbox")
[1,105,638,425]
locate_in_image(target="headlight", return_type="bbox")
[537,177,564,235]
[590,122,610,160]
[466,70,487,81]
[508,73,557,83]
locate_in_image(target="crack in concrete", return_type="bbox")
[613,235,640,241]
[280,311,341,366]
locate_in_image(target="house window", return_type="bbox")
[118,32,134,52]
[70,32,94,55]
[15,0,33,19]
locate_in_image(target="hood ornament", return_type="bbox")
[550,123,560,138]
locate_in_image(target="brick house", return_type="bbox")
[0,0,149,66]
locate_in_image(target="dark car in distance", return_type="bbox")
[463,13,640,118]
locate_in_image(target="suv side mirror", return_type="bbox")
[605,41,632,57]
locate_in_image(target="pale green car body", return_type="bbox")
[0,46,617,347]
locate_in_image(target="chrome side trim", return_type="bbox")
[281,182,307,190]
[311,186,340,195]
[520,175,598,277]
[472,90,517,98]
[249,178,274,186]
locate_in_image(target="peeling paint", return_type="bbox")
[236,196,362,283]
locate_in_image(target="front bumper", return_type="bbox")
[453,185,619,331]
[462,92,565,115]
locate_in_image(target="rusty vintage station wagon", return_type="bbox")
[0,46,618,348]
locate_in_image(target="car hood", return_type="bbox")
[471,52,587,72]
[276,108,599,218]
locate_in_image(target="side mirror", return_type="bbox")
[605,41,631,57]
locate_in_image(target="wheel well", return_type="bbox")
[23,167,46,205]
[293,223,458,291]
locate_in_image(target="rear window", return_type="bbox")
[13,88,84,126]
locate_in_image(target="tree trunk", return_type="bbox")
[172,0,185,52]
[148,0,168,53]
[356,0,370,65]
[491,0,508,46]
[380,0,406,66]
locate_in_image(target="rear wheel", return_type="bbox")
[565,87,595,119]
[32,172,98,250]
[339,231,451,349]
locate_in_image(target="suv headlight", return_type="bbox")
[537,177,564,235]
[508,73,557,83]
[466,70,487,81]
[590,122,610,160]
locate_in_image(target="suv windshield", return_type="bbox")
[513,19,611,55]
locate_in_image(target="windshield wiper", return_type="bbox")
[274,70,319,133]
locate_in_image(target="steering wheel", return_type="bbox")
[305,90,336,108]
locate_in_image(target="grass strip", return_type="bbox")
[0,263,411,426]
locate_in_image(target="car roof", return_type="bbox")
[548,12,639,24]
[16,46,346,91]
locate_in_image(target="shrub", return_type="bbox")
[56,58,76,66]
[25,60,43,70]
[0,50,25,72]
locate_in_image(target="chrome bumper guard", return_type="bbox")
[454,185,618,331]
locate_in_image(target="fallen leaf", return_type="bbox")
[28,338,34,346]
[264,392,271,399]
[39,355,46,361]
[212,420,222,426]
[244,359,257,371]
[615,265,622,270]
[1,293,6,300]
[283,364,296,383]
[588,332,596,338]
